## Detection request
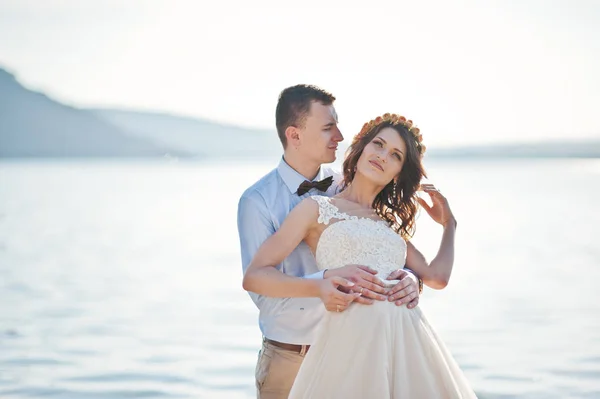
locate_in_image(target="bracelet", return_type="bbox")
[404,267,423,295]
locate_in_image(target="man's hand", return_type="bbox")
[385,269,420,309]
[318,277,361,312]
[325,264,388,304]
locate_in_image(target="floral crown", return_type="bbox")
[353,113,426,156]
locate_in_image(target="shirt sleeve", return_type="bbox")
[237,193,325,281]
[237,193,276,275]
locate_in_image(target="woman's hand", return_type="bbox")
[417,184,456,228]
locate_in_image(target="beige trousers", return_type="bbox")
[255,339,307,399]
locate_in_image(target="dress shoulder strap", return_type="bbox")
[309,195,356,225]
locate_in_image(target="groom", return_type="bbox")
[237,84,421,398]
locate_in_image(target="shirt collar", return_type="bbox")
[277,157,327,194]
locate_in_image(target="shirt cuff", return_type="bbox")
[303,270,326,280]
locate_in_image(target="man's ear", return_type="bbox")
[285,126,301,148]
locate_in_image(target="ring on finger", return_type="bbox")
[336,304,340,312]
[359,287,364,295]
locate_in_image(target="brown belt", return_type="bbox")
[264,338,310,354]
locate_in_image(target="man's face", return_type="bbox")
[297,101,343,165]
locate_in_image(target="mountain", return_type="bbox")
[89,110,600,160]
[0,68,182,158]
[2,65,597,160]
[90,108,283,161]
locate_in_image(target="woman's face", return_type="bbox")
[356,127,407,186]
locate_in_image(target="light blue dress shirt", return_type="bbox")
[237,158,340,345]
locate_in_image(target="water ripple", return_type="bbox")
[0,387,185,399]
[61,372,194,385]
[1,357,73,366]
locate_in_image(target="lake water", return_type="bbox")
[1,158,599,398]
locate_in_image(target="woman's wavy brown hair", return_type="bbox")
[341,121,426,239]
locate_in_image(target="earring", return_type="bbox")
[392,184,397,198]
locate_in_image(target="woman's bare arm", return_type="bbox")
[242,198,358,307]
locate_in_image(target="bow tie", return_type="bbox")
[296,176,334,196]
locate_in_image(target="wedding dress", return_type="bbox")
[288,195,477,398]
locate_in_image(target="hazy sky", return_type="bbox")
[1,0,598,146]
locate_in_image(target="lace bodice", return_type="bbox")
[310,196,407,278]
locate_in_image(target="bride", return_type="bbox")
[243,113,476,398]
